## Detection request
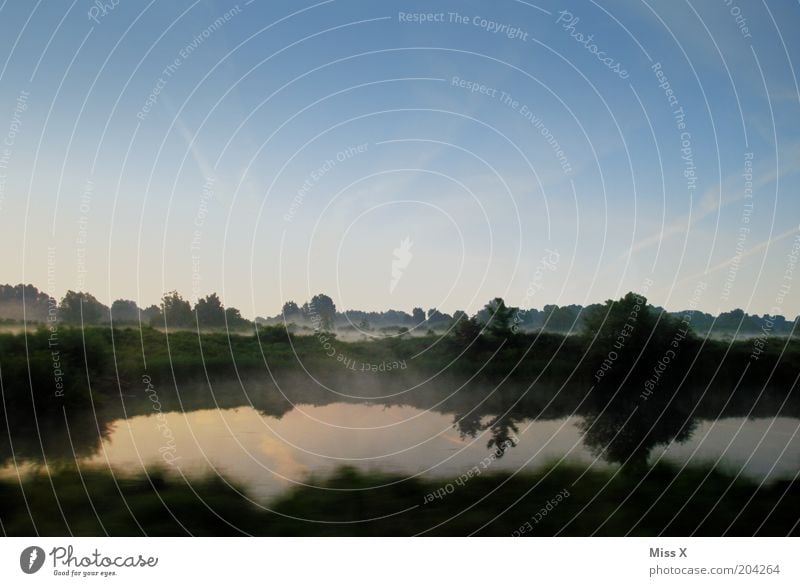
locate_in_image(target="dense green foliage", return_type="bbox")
[0,463,796,536]
[2,283,797,335]
[0,291,797,412]
[0,293,797,537]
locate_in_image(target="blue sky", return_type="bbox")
[0,0,798,318]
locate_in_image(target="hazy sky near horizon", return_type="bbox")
[0,0,799,319]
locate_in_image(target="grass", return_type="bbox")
[1,462,796,536]
[1,324,797,536]
[1,325,798,411]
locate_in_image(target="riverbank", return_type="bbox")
[1,325,797,413]
[1,462,796,536]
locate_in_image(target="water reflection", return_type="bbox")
[77,406,595,500]
[578,388,699,469]
[1,377,798,500]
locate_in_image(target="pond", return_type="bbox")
[2,378,798,502]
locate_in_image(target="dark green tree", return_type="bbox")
[110,299,139,322]
[482,297,514,338]
[0,284,51,321]
[225,306,250,329]
[141,304,160,322]
[426,308,451,327]
[59,291,107,325]
[450,311,482,347]
[306,294,336,330]
[153,290,193,328]
[194,293,226,327]
[582,292,655,348]
[450,310,467,328]
[541,304,580,333]
[281,300,301,320]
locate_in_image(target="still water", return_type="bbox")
[72,403,800,501]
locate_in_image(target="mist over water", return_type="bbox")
[3,371,798,503]
[1,1,799,546]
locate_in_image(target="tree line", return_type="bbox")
[0,283,796,337]
[0,285,249,329]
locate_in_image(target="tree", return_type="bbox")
[581,292,686,391]
[153,290,192,328]
[426,308,451,327]
[141,305,160,322]
[481,297,514,338]
[715,308,760,334]
[110,299,140,323]
[582,292,656,348]
[59,291,107,325]
[194,293,225,327]
[281,300,301,320]
[225,306,250,329]
[307,293,336,330]
[0,284,51,322]
[542,304,580,333]
[450,311,482,346]
[450,310,468,327]
[412,307,426,325]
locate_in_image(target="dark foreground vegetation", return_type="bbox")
[1,462,796,536]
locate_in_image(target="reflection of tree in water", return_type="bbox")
[453,411,483,439]
[578,387,698,469]
[486,415,519,457]
[0,408,113,465]
[3,370,794,470]
[452,412,519,458]
[449,384,699,467]
[577,292,703,468]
